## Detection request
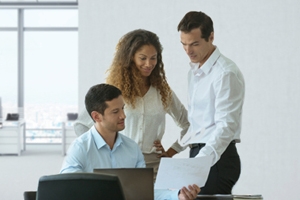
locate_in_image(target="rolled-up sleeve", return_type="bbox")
[167,91,190,152]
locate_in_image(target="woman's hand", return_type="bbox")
[153,140,169,157]
[154,140,178,158]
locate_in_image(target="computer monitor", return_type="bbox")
[36,173,125,200]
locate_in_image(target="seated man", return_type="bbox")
[60,83,200,200]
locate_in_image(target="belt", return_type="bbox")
[189,140,236,149]
[189,143,204,148]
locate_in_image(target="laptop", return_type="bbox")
[94,168,154,200]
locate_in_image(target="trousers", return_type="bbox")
[190,142,241,194]
[143,153,160,182]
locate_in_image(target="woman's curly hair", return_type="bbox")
[106,29,172,109]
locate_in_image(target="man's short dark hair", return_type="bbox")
[85,84,122,119]
[177,11,214,41]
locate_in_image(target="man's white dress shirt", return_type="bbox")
[184,47,245,165]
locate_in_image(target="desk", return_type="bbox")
[25,121,76,156]
[0,120,26,156]
[196,194,263,200]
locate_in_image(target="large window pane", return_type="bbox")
[24,9,78,27]
[0,10,17,27]
[0,32,18,118]
[0,7,78,143]
[24,31,78,133]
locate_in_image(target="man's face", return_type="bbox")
[100,95,126,133]
[180,28,214,65]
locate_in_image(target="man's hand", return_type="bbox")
[178,184,200,200]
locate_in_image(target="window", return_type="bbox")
[0,9,17,27]
[0,2,78,143]
[0,31,18,115]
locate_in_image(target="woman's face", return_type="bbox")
[133,44,157,78]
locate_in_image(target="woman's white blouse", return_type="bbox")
[74,86,189,154]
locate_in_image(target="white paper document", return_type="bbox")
[154,155,212,189]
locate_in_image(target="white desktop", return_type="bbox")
[0,120,26,156]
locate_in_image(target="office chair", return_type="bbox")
[36,173,126,200]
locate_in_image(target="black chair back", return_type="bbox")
[36,173,125,200]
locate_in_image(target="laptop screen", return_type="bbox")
[94,168,154,200]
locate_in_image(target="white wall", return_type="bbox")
[79,1,300,199]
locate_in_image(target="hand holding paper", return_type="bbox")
[155,154,213,190]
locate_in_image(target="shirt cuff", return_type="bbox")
[154,189,179,200]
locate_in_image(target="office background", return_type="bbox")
[79,0,300,200]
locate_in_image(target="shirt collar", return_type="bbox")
[189,46,221,76]
[91,125,123,149]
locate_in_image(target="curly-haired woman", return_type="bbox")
[74,29,189,180]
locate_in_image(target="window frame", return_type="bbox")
[0,2,78,118]
[0,2,78,144]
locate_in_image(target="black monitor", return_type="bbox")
[67,113,78,120]
[36,173,125,200]
[6,113,19,121]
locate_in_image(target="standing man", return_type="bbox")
[60,83,200,200]
[177,11,245,194]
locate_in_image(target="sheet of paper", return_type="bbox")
[154,155,212,189]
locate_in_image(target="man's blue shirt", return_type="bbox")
[60,126,179,199]
[60,126,145,173]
